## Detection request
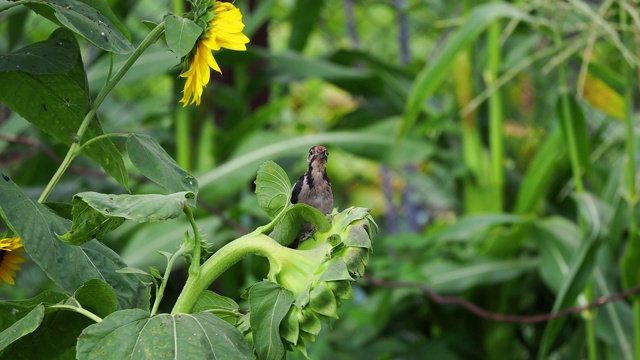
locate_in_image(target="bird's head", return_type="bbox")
[307,145,329,165]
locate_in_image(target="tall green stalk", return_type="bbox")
[553,9,594,359]
[618,2,640,358]
[486,1,505,213]
[38,23,166,203]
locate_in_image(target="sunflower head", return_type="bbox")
[179,1,250,107]
[0,237,26,286]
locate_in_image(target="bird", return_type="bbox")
[291,145,334,243]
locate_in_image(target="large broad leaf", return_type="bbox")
[126,134,198,201]
[0,28,128,190]
[247,281,295,360]
[165,15,202,58]
[76,309,252,359]
[0,175,148,310]
[59,191,195,245]
[255,161,292,219]
[400,2,528,138]
[269,203,331,246]
[25,0,133,54]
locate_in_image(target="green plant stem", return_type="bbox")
[171,233,283,314]
[150,245,187,317]
[553,12,593,358]
[486,0,504,212]
[75,133,131,153]
[37,23,166,203]
[619,3,640,357]
[175,109,191,171]
[184,205,201,277]
[48,304,103,323]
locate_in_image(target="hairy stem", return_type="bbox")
[171,233,284,314]
[150,245,187,317]
[184,205,201,277]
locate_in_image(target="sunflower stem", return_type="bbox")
[171,233,284,314]
[38,23,166,203]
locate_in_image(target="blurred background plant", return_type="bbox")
[1,0,640,359]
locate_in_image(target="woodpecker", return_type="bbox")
[292,145,333,215]
[290,146,333,245]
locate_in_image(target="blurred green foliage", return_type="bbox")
[2,0,640,358]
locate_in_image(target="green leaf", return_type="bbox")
[0,176,148,310]
[421,257,539,293]
[317,257,352,282]
[60,191,194,245]
[401,2,528,138]
[59,197,125,245]
[0,304,93,359]
[0,305,44,352]
[267,50,370,82]
[26,0,134,54]
[0,28,129,190]
[193,290,241,325]
[514,129,568,214]
[165,15,203,58]
[556,96,591,176]
[72,279,118,318]
[248,280,295,360]
[270,203,331,246]
[0,291,68,330]
[426,214,522,244]
[594,267,633,360]
[287,0,325,51]
[309,281,338,319]
[533,217,580,293]
[255,161,292,219]
[126,134,198,200]
[77,309,252,359]
[538,237,600,358]
[0,35,76,74]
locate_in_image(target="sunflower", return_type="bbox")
[0,237,25,286]
[180,1,250,106]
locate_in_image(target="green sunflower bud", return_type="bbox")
[268,206,376,354]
